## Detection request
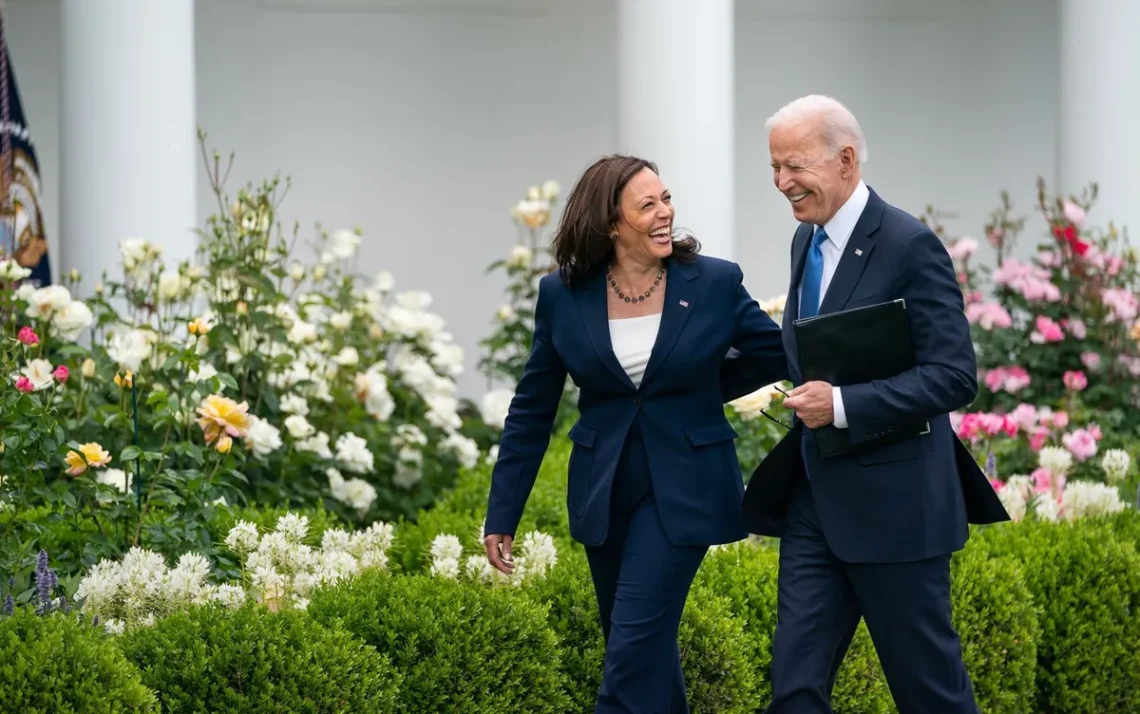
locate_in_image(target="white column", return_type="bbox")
[60,0,197,291]
[1058,0,1140,236]
[616,0,735,260]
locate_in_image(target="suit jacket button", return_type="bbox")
[633,396,641,405]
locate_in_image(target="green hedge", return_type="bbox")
[973,518,1140,714]
[307,570,569,713]
[0,609,158,713]
[3,429,1139,712]
[120,603,399,713]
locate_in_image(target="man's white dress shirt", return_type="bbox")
[797,180,869,429]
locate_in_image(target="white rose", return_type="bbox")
[280,394,310,416]
[0,259,31,281]
[106,329,156,372]
[20,358,55,390]
[395,290,432,311]
[50,300,94,342]
[189,363,218,384]
[246,416,283,457]
[480,388,515,430]
[374,271,394,292]
[157,270,189,301]
[284,414,315,439]
[507,245,533,268]
[97,468,133,493]
[334,346,360,367]
[327,229,361,260]
[25,285,72,319]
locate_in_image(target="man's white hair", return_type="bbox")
[764,95,868,164]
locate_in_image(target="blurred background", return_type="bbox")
[4,0,1137,398]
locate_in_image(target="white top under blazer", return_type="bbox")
[608,313,662,388]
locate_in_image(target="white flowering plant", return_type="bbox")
[426,527,558,586]
[476,181,578,437]
[75,511,396,632]
[0,139,484,588]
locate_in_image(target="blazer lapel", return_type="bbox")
[574,270,636,389]
[818,191,885,314]
[641,258,700,386]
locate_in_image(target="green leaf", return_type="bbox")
[120,446,143,462]
[217,373,240,391]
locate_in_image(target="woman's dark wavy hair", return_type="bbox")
[551,154,700,287]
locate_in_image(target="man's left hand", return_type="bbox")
[784,381,834,428]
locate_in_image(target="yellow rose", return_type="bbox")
[81,358,96,379]
[196,394,251,446]
[65,442,112,476]
[188,317,212,336]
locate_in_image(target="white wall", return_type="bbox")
[6,0,1059,398]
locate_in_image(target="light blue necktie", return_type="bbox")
[799,227,828,319]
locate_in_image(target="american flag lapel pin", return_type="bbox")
[854,248,863,256]
[679,300,689,308]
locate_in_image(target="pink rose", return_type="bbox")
[1080,351,1101,370]
[1029,428,1049,452]
[17,326,39,346]
[987,227,1005,247]
[989,478,1004,492]
[14,376,33,393]
[1011,403,1038,432]
[965,302,1013,330]
[1031,467,1061,495]
[1119,354,1140,377]
[1051,411,1070,429]
[1030,315,1064,343]
[1036,250,1062,268]
[1088,424,1102,440]
[1063,318,1087,339]
[1103,288,1139,323]
[1062,370,1088,391]
[1062,200,1087,227]
[1062,429,1098,461]
[53,365,69,383]
[982,366,1031,394]
[949,237,978,261]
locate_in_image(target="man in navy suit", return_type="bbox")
[751,95,1008,714]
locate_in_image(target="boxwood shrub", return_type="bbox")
[0,609,157,713]
[974,519,1140,714]
[308,570,569,713]
[119,603,399,713]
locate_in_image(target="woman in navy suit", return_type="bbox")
[483,155,787,713]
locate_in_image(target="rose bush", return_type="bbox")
[477,180,580,439]
[923,179,1139,511]
[0,139,485,589]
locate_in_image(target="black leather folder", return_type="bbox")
[793,299,930,457]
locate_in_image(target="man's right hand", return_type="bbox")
[484,533,515,575]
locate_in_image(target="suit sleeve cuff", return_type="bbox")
[832,386,848,429]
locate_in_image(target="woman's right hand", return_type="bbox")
[484,533,515,575]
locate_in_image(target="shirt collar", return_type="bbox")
[817,180,869,251]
